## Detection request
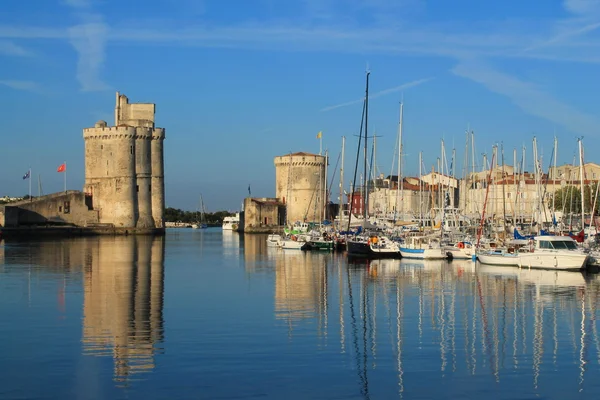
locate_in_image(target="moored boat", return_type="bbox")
[399,236,447,260]
[445,241,475,259]
[346,234,401,258]
[222,213,240,231]
[266,234,282,247]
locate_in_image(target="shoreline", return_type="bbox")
[0,225,165,239]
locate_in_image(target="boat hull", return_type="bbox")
[399,247,447,260]
[347,240,400,258]
[477,252,520,266]
[518,252,588,271]
[307,240,334,251]
[280,239,308,250]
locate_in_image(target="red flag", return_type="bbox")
[57,163,66,173]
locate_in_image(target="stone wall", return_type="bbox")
[0,191,99,227]
[243,198,285,232]
[274,152,327,224]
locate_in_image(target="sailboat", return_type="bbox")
[192,194,208,229]
[345,70,400,258]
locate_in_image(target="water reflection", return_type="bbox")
[242,237,600,398]
[82,236,165,385]
[274,252,328,323]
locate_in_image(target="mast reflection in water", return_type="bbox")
[254,244,600,399]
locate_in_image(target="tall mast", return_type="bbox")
[338,136,345,228]
[419,151,423,230]
[323,149,328,223]
[579,138,585,230]
[501,143,506,235]
[532,137,539,231]
[363,70,370,221]
[470,131,476,215]
[396,102,404,220]
[552,136,557,226]
[513,148,517,224]
[521,145,526,225]
[463,128,469,213]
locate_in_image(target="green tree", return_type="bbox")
[550,183,600,215]
[164,207,234,224]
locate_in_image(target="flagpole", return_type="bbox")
[64,161,67,192]
[29,167,32,199]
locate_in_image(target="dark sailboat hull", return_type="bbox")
[346,240,401,259]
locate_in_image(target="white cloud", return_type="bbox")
[64,0,109,92]
[563,0,600,15]
[321,77,433,111]
[451,60,600,135]
[0,40,31,56]
[69,21,109,91]
[0,80,40,92]
[63,0,93,8]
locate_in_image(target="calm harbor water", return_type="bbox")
[1,229,599,399]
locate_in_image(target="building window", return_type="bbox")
[136,185,139,192]
[64,201,70,214]
[101,145,103,150]
[507,192,511,198]
[149,184,152,192]
[59,206,62,212]
[130,146,133,155]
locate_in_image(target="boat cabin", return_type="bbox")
[534,236,578,250]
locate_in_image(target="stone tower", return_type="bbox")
[83,92,166,229]
[274,152,327,224]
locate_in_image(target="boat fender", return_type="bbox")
[457,242,465,249]
[291,235,297,241]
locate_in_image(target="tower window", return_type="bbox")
[136,185,139,192]
[101,145,103,150]
[130,146,133,155]
[149,184,152,192]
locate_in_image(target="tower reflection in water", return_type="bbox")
[82,236,165,385]
[244,237,600,398]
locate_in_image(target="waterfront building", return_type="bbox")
[274,152,327,224]
[367,176,442,218]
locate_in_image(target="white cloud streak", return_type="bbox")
[320,77,433,111]
[451,60,600,135]
[0,40,31,56]
[0,80,40,92]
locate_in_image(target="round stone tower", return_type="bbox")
[151,128,166,228]
[84,125,137,228]
[135,127,155,228]
[274,152,327,224]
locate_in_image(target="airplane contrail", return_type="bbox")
[320,77,434,112]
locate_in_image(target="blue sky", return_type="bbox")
[1,0,600,211]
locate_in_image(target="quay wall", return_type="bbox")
[0,191,98,228]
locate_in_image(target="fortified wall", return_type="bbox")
[274,152,327,224]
